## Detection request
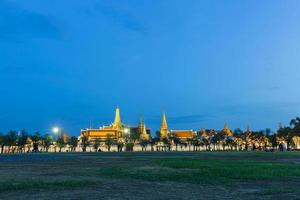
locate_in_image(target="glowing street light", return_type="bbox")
[52,127,63,139]
[52,127,60,134]
[124,128,129,134]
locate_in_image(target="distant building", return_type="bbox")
[129,115,151,141]
[79,107,150,143]
[222,123,233,137]
[171,130,196,142]
[159,112,195,142]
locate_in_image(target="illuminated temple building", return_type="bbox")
[159,112,195,141]
[222,123,233,137]
[80,108,235,145]
[80,107,151,142]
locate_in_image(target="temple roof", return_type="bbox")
[172,130,194,138]
[161,112,168,129]
[112,107,122,129]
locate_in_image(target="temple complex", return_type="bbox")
[80,107,127,142]
[80,108,237,148]
[80,108,151,143]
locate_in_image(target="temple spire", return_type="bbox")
[160,112,168,140]
[223,122,233,136]
[224,123,228,130]
[201,128,208,137]
[246,126,252,137]
[113,107,122,129]
[138,114,144,134]
[161,112,168,129]
[139,114,143,125]
[140,124,150,141]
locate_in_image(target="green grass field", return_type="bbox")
[0,151,300,199]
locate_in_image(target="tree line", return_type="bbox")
[0,130,78,153]
[1,117,300,153]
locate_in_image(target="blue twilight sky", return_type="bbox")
[1,0,300,136]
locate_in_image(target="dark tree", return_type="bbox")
[42,134,53,152]
[6,131,18,153]
[93,138,101,152]
[105,135,114,152]
[31,132,41,152]
[69,136,78,152]
[17,130,30,153]
[81,135,90,152]
[172,135,181,151]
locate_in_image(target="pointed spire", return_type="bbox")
[201,128,208,137]
[246,126,251,137]
[143,124,147,135]
[224,122,228,130]
[160,112,168,140]
[161,112,168,129]
[223,122,233,136]
[140,123,149,141]
[246,126,251,132]
[138,114,144,134]
[139,114,143,125]
[113,107,122,129]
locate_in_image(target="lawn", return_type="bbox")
[0,151,300,199]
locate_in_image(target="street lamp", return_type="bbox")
[124,128,129,135]
[52,126,62,140]
[52,127,60,134]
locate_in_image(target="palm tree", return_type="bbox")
[201,138,210,151]
[162,137,171,151]
[56,136,66,152]
[125,141,134,151]
[193,138,200,151]
[172,136,181,151]
[93,138,101,152]
[31,132,41,152]
[105,134,114,152]
[140,139,149,151]
[211,133,225,151]
[6,131,18,153]
[226,138,234,150]
[69,136,78,152]
[277,126,294,150]
[17,130,30,153]
[190,135,199,151]
[42,134,53,152]
[150,137,159,151]
[186,138,193,151]
[266,134,277,150]
[81,135,90,152]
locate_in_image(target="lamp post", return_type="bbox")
[52,126,61,153]
[52,127,61,137]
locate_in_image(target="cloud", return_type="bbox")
[0,1,61,41]
[94,3,147,35]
